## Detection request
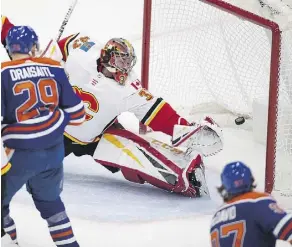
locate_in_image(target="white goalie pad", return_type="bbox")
[172,117,224,157]
[92,127,209,197]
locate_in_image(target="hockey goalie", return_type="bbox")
[1,17,223,197]
[53,34,223,197]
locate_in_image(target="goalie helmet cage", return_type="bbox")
[141,0,292,200]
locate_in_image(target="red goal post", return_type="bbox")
[140,0,292,197]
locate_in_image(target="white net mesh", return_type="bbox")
[274,24,292,198]
[146,0,292,198]
[148,0,273,117]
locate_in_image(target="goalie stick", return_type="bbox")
[40,0,78,57]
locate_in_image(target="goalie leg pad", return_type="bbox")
[93,127,209,197]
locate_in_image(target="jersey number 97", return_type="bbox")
[211,220,246,247]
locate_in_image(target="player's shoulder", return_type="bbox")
[1,59,25,72]
[220,191,274,209]
[2,59,22,68]
[31,57,62,67]
[127,71,140,82]
[58,32,102,61]
[1,57,62,70]
[212,192,274,224]
[231,191,274,204]
[58,33,80,60]
[125,71,142,89]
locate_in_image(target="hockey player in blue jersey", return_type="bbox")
[1,26,85,246]
[210,161,292,247]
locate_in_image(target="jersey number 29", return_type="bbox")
[13,79,58,122]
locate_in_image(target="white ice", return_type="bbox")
[1,0,291,246]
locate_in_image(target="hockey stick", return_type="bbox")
[55,0,78,42]
[40,0,78,57]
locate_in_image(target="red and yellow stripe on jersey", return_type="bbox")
[140,97,189,136]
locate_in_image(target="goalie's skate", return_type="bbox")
[172,116,223,157]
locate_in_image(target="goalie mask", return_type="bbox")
[100,38,137,85]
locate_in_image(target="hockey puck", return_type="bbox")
[235,116,245,125]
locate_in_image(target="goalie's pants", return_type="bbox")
[63,121,124,158]
[64,135,98,157]
[2,139,66,222]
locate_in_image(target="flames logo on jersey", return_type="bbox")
[72,86,99,121]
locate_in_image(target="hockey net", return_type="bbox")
[141,0,292,203]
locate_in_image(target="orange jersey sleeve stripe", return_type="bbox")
[70,109,86,120]
[279,221,292,240]
[3,111,60,134]
[51,229,73,239]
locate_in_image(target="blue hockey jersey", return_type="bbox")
[210,191,292,247]
[1,57,85,149]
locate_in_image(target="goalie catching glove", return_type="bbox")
[172,116,223,156]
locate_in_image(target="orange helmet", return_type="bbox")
[100,38,136,85]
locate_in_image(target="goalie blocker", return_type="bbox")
[64,123,209,197]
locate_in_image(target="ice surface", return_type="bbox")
[3,114,291,247]
[1,0,291,246]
